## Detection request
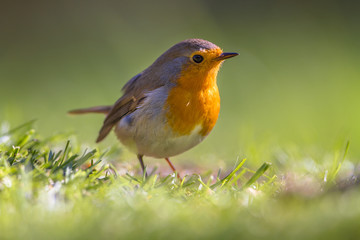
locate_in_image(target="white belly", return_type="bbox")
[114,87,206,158]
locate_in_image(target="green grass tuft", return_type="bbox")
[0,122,360,240]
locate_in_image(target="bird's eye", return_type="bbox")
[192,55,204,63]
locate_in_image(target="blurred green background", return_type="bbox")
[1,0,360,165]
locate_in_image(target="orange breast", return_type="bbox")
[164,63,221,136]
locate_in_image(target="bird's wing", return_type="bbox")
[96,72,164,142]
[68,105,112,115]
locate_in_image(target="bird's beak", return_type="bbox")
[215,52,239,61]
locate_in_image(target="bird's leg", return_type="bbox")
[137,154,147,177]
[165,158,181,179]
[165,158,176,172]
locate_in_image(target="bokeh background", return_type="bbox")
[1,0,360,166]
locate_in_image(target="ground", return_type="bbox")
[1,121,359,240]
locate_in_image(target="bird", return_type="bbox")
[69,38,238,176]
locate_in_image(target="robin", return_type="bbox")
[69,39,238,176]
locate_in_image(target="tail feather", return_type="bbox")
[68,106,112,115]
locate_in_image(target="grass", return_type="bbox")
[1,121,360,240]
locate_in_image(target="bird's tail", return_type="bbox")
[68,106,112,115]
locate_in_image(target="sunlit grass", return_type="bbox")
[0,121,359,240]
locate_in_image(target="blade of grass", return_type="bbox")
[73,149,97,169]
[57,140,71,167]
[210,158,246,189]
[325,141,350,185]
[125,173,141,183]
[15,129,35,147]
[333,141,350,179]
[242,162,271,189]
[86,159,102,177]
[0,119,36,136]
[259,174,277,191]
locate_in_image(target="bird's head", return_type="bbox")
[149,39,238,89]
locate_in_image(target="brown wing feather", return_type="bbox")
[96,71,166,143]
[96,95,141,142]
